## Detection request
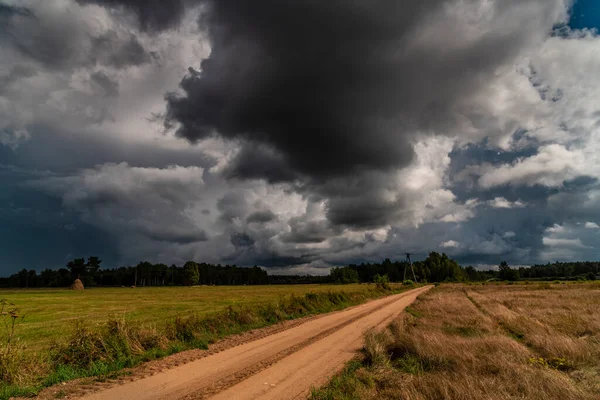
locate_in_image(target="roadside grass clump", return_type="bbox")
[362,330,391,368]
[404,306,422,319]
[311,284,600,400]
[310,360,371,400]
[0,284,406,397]
[51,321,107,369]
[0,299,30,385]
[51,316,170,372]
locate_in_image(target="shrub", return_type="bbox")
[586,272,596,281]
[403,280,415,286]
[538,282,552,290]
[373,274,391,290]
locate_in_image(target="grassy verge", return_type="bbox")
[0,284,375,354]
[311,283,600,400]
[0,284,411,399]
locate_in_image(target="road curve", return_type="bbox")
[79,285,432,400]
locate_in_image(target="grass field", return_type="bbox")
[0,283,401,398]
[312,282,600,400]
[1,284,368,354]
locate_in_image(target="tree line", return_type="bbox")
[330,252,495,284]
[330,256,599,284]
[1,254,598,288]
[0,258,272,288]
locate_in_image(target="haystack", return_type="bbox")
[71,278,84,290]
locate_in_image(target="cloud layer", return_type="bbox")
[1,0,600,273]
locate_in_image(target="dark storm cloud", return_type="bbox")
[281,218,341,244]
[90,71,119,97]
[0,3,32,18]
[147,229,208,244]
[0,168,120,272]
[216,192,245,222]
[230,232,255,248]
[77,0,188,32]
[547,180,600,222]
[92,33,150,68]
[246,210,277,224]
[165,0,558,183]
[303,171,406,228]
[243,254,311,268]
[0,65,36,95]
[222,143,297,183]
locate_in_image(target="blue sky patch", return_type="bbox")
[569,0,600,31]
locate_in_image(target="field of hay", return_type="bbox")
[1,284,370,354]
[312,282,600,400]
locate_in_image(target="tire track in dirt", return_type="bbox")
[206,286,432,400]
[76,286,431,400]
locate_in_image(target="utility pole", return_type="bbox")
[406,253,418,283]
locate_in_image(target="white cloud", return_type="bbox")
[542,237,586,248]
[0,0,210,149]
[503,231,516,238]
[440,240,460,248]
[539,220,599,261]
[546,224,565,233]
[585,222,600,229]
[478,145,587,188]
[391,136,478,226]
[487,197,526,209]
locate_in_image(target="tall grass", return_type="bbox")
[0,299,26,385]
[312,284,600,400]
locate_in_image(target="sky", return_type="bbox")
[1,0,600,275]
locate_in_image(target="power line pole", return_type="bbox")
[406,253,418,283]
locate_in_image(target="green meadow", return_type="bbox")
[1,284,368,354]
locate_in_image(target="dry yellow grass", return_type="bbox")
[312,283,600,400]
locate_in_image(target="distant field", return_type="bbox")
[0,284,368,354]
[313,282,600,400]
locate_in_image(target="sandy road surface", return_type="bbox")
[80,286,431,400]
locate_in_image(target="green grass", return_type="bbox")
[310,360,366,400]
[0,284,368,354]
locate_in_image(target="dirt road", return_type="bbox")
[80,286,431,400]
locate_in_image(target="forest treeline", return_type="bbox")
[0,258,328,288]
[1,253,598,288]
